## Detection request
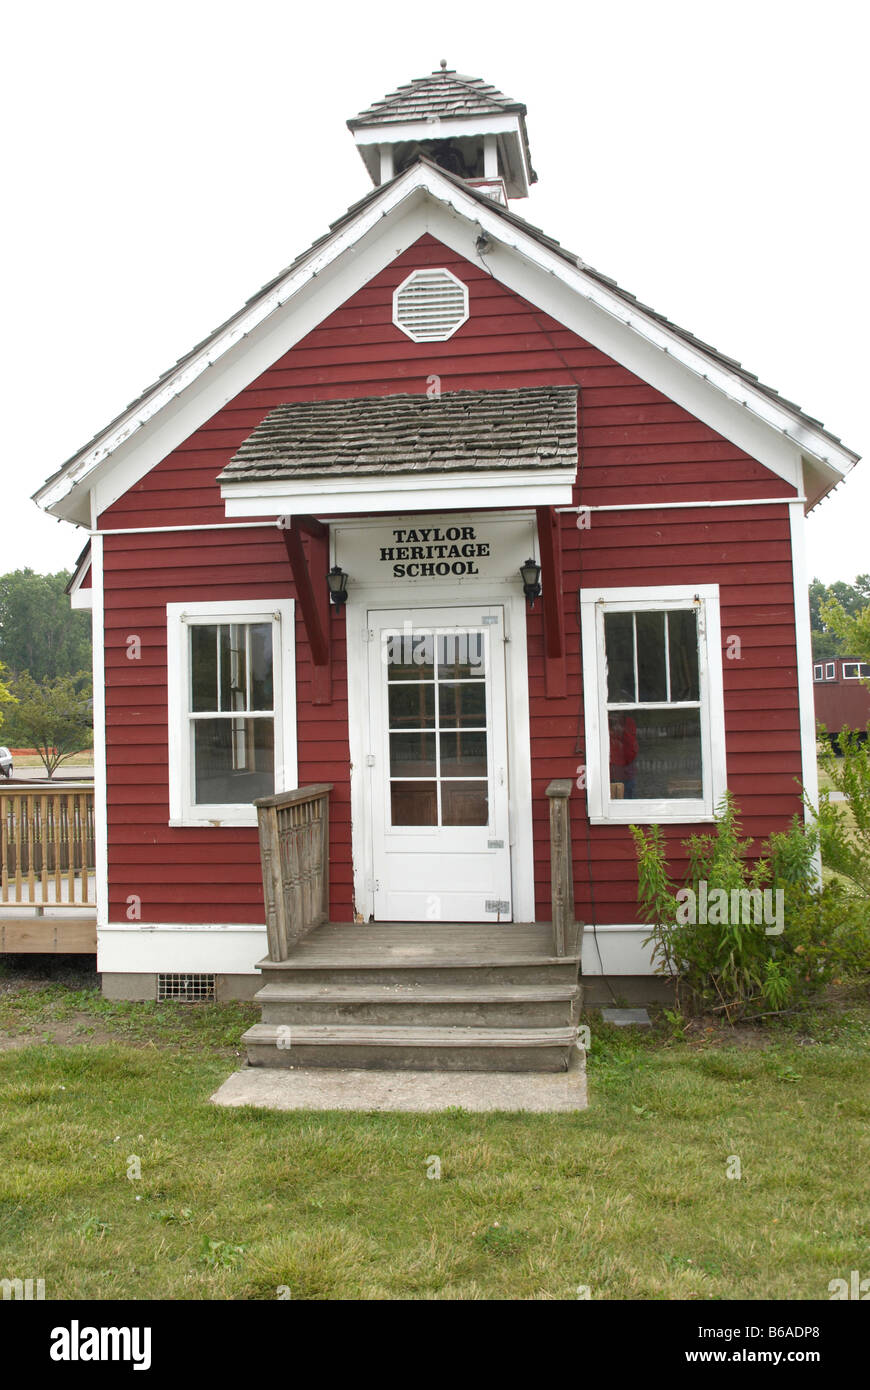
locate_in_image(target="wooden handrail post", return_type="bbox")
[545,779,575,957]
[255,784,333,961]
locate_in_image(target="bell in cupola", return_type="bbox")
[346,61,536,205]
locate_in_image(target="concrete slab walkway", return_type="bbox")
[211,1049,587,1113]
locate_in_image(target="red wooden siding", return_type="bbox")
[101,234,802,929]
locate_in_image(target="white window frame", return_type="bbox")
[842,661,870,680]
[166,599,297,827]
[825,662,836,681]
[813,663,824,681]
[580,584,726,824]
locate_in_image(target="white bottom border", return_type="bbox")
[97,923,659,976]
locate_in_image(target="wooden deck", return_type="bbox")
[259,920,583,970]
[0,913,97,953]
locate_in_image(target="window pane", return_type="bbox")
[442,781,488,826]
[389,732,436,777]
[438,681,486,728]
[636,612,667,702]
[668,610,700,701]
[437,632,486,679]
[190,625,218,712]
[605,612,635,702]
[193,717,274,803]
[385,633,435,680]
[388,682,436,728]
[249,623,274,710]
[439,730,487,778]
[609,708,702,801]
[220,624,248,712]
[391,781,437,826]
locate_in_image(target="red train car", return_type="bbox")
[813,657,870,746]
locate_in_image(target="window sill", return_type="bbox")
[168,814,258,829]
[591,811,714,826]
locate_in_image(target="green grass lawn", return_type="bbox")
[1,975,868,1300]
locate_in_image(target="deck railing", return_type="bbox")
[545,779,577,957]
[255,783,333,961]
[0,785,96,907]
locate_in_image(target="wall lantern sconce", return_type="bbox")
[520,558,542,607]
[326,566,349,607]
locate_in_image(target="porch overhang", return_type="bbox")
[217,385,579,519]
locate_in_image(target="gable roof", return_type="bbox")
[219,387,578,485]
[34,155,858,523]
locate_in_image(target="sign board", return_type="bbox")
[333,515,536,587]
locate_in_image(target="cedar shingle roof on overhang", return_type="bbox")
[220,387,577,481]
[218,387,579,516]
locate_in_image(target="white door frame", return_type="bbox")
[345,580,534,923]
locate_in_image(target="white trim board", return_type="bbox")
[97,924,267,975]
[222,467,576,518]
[90,535,109,930]
[36,162,856,528]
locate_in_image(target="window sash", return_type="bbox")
[167,601,295,827]
[580,587,724,824]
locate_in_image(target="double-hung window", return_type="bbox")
[167,600,296,826]
[580,585,726,823]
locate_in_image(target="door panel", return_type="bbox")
[368,607,512,922]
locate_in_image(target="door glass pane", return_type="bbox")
[249,623,274,711]
[190,625,218,712]
[193,717,274,803]
[668,610,700,701]
[436,632,486,679]
[389,683,436,728]
[604,612,634,702]
[439,731,488,778]
[442,781,488,826]
[438,681,486,728]
[636,611,667,702]
[385,633,435,680]
[389,732,436,777]
[391,781,437,826]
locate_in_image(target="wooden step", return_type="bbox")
[243,1022,581,1073]
[256,922,581,987]
[256,980,581,1028]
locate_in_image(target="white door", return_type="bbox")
[367,606,512,922]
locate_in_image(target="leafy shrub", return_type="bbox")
[631,792,870,1022]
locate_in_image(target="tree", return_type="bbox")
[3,672,93,778]
[818,593,870,667]
[0,569,92,682]
[0,661,13,736]
[809,577,870,661]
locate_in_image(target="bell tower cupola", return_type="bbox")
[347,62,536,205]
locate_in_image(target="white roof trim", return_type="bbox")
[221,467,577,518]
[36,161,856,521]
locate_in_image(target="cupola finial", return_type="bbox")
[440,59,447,70]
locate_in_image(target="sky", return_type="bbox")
[2,0,868,583]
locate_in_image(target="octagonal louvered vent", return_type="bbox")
[393,268,469,342]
